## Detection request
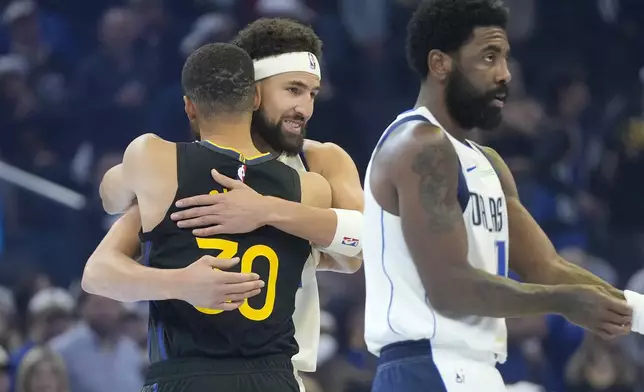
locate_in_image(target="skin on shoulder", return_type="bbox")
[301,138,364,211]
[299,170,332,209]
[106,133,178,232]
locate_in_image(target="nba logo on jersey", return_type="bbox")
[308,53,317,70]
[341,237,359,247]
[237,164,246,183]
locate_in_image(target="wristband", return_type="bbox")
[320,209,363,257]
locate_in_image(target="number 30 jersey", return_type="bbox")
[140,141,311,362]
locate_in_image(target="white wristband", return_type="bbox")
[624,290,644,334]
[320,209,363,257]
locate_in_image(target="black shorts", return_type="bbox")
[141,355,299,392]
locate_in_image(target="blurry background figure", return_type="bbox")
[565,336,636,392]
[121,301,149,374]
[9,287,74,385]
[49,293,143,392]
[0,346,10,392]
[15,347,68,392]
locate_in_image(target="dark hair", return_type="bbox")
[232,18,322,61]
[406,0,509,78]
[181,42,255,116]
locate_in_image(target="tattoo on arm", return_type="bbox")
[411,141,462,232]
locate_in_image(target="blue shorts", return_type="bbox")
[372,340,506,392]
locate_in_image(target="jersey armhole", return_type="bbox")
[291,167,302,203]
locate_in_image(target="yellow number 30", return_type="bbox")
[194,238,279,321]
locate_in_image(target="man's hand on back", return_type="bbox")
[171,169,269,237]
[174,255,265,310]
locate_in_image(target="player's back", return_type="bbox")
[141,141,311,363]
[363,106,509,362]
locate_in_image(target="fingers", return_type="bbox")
[204,256,241,270]
[211,169,248,189]
[177,216,221,229]
[594,323,631,340]
[602,310,632,327]
[225,280,265,295]
[606,299,633,317]
[172,206,220,221]
[219,269,261,283]
[217,300,245,311]
[191,226,226,237]
[175,194,222,208]
[223,288,263,302]
[599,322,631,338]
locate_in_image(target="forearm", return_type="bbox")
[82,252,177,302]
[532,257,624,300]
[264,196,337,247]
[99,165,135,215]
[428,268,565,318]
[316,251,362,273]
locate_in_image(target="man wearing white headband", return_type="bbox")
[82,18,364,391]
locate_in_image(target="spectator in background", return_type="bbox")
[73,7,148,155]
[9,288,74,390]
[565,336,636,392]
[0,287,16,351]
[531,71,602,250]
[1,1,71,123]
[120,302,148,364]
[0,54,69,185]
[15,347,68,392]
[129,0,184,92]
[602,85,644,284]
[0,346,10,392]
[49,292,143,392]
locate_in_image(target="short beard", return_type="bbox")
[445,65,507,131]
[251,110,305,156]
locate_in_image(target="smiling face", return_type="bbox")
[441,26,511,131]
[253,71,320,155]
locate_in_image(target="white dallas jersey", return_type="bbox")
[363,106,509,362]
[277,153,321,372]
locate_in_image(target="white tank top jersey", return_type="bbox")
[277,153,321,372]
[363,106,510,363]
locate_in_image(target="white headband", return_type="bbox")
[253,52,321,81]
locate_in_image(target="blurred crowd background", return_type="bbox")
[0,0,644,391]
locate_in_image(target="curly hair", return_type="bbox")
[232,18,322,61]
[181,42,255,116]
[406,0,509,78]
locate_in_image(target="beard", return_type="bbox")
[445,65,508,131]
[252,110,306,156]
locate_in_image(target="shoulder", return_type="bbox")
[477,144,519,199]
[302,139,356,176]
[380,122,458,180]
[123,134,175,170]
[125,133,172,156]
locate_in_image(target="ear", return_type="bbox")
[427,49,452,81]
[183,95,196,120]
[253,84,261,111]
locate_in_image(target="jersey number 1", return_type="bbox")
[194,238,279,321]
[495,240,507,277]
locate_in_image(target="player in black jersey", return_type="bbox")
[97,42,331,392]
